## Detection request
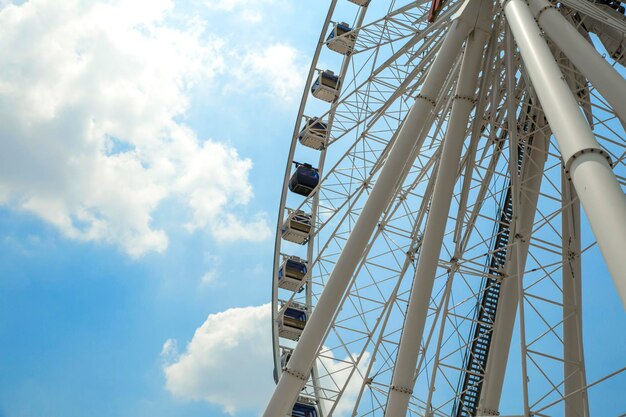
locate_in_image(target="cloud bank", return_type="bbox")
[0,0,287,256]
[163,304,275,415]
[163,304,369,416]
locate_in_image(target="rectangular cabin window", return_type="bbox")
[284,308,307,330]
[290,220,311,234]
[320,76,338,88]
[286,260,306,280]
[292,403,318,417]
[336,27,349,36]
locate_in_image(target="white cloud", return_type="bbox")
[204,0,279,22]
[0,0,274,256]
[200,269,217,285]
[163,304,275,415]
[163,304,370,417]
[229,43,308,104]
[317,351,370,417]
[161,338,179,363]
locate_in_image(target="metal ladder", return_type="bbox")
[453,139,525,416]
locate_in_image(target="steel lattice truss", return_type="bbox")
[269,1,626,417]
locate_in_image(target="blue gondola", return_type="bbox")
[280,304,308,340]
[284,307,307,330]
[291,402,318,417]
[298,117,328,150]
[289,162,320,197]
[311,70,341,102]
[326,22,356,55]
[278,257,307,291]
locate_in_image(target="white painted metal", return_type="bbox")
[477,113,550,415]
[270,0,339,385]
[502,0,626,308]
[528,0,626,122]
[583,4,626,66]
[270,1,626,415]
[384,3,493,416]
[562,173,590,417]
[558,0,626,36]
[262,11,473,417]
[348,0,370,6]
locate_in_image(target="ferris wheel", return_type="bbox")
[268,0,626,416]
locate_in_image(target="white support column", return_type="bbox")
[502,0,626,308]
[527,0,626,122]
[261,11,475,417]
[477,115,550,415]
[562,174,590,417]
[384,5,494,416]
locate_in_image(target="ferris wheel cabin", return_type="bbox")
[281,210,312,244]
[311,70,341,102]
[288,163,320,197]
[279,303,308,340]
[298,117,328,150]
[278,256,308,292]
[326,22,356,55]
[290,398,318,417]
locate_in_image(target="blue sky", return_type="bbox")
[0,1,323,416]
[0,1,624,417]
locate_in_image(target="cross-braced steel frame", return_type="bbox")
[269,1,626,416]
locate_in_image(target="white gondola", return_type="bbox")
[326,22,356,55]
[311,70,341,103]
[278,256,307,292]
[281,210,312,244]
[347,0,370,6]
[298,117,328,150]
[278,302,307,341]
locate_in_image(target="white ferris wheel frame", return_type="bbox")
[268,1,626,416]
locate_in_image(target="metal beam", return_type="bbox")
[528,0,626,123]
[384,2,494,416]
[477,112,550,415]
[562,172,590,417]
[502,0,626,308]
[261,9,474,417]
